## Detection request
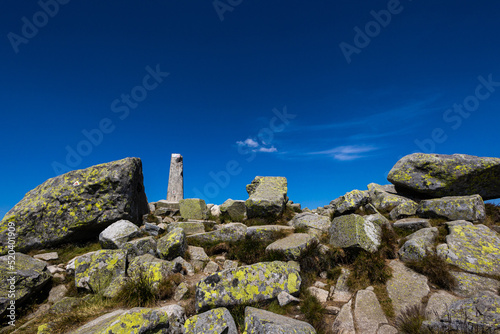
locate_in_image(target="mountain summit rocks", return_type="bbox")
[0,158,149,254]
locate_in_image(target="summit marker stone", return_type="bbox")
[167,153,183,202]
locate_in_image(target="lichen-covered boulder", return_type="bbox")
[99,220,142,249]
[157,228,187,260]
[398,227,438,262]
[0,158,149,254]
[425,290,460,321]
[179,199,208,220]
[265,233,318,260]
[184,307,237,334]
[437,222,500,275]
[353,288,388,333]
[127,254,176,286]
[417,195,486,222]
[368,183,413,212]
[187,246,210,271]
[68,307,177,334]
[167,221,205,235]
[246,225,294,241]
[330,189,370,216]
[328,214,381,253]
[195,261,301,311]
[244,307,316,333]
[387,153,500,200]
[187,223,247,244]
[393,218,431,232]
[220,199,247,221]
[451,271,500,298]
[389,200,418,220]
[74,249,126,292]
[423,292,500,332]
[121,236,157,261]
[245,176,288,219]
[287,213,331,236]
[0,253,51,318]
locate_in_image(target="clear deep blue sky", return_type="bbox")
[2,1,500,217]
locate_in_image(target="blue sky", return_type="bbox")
[1,1,500,217]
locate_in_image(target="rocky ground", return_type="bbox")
[1,153,500,333]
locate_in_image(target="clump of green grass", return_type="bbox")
[395,304,427,334]
[347,250,392,291]
[114,272,179,307]
[300,291,326,333]
[33,241,102,265]
[379,225,399,259]
[405,253,457,290]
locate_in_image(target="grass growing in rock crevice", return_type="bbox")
[300,290,327,333]
[395,304,427,334]
[405,253,457,290]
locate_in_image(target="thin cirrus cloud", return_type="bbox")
[309,145,379,161]
[236,138,277,153]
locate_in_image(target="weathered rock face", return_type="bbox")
[99,219,142,249]
[184,307,237,334]
[187,223,247,244]
[0,158,149,254]
[389,200,418,220]
[437,222,500,275]
[332,300,355,334]
[329,214,381,253]
[179,199,208,220]
[368,183,413,212]
[244,307,316,333]
[245,176,288,219]
[0,253,51,318]
[288,213,331,236]
[121,236,157,261]
[393,218,431,233]
[387,153,500,200]
[425,290,460,321]
[74,249,126,292]
[451,271,500,298]
[353,288,388,334]
[167,221,205,235]
[157,228,187,260]
[330,189,370,216]
[195,261,301,311]
[398,227,438,262]
[417,195,486,222]
[220,199,247,221]
[246,225,294,242]
[265,234,318,260]
[127,254,176,285]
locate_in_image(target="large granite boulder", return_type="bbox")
[265,233,318,260]
[387,153,500,200]
[127,254,177,285]
[179,199,208,220]
[246,225,294,242]
[187,223,247,244]
[195,261,301,311]
[398,227,438,262]
[330,189,370,216]
[287,213,331,236]
[184,307,237,334]
[244,307,316,333]
[0,158,149,254]
[437,221,500,275]
[328,214,381,253]
[167,221,205,235]
[245,176,288,219]
[353,288,389,334]
[120,236,157,261]
[368,183,414,212]
[157,228,187,260]
[451,271,500,298]
[0,253,51,318]
[98,219,142,249]
[417,195,486,222]
[74,249,126,292]
[220,199,247,221]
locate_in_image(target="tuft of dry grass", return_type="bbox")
[405,253,457,290]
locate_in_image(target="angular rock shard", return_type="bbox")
[244,307,316,333]
[245,176,288,219]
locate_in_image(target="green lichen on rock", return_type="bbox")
[417,194,486,222]
[265,233,318,260]
[157,227,187,260]
[398,227,438,262]
[387,153,500,200]
[187,223,247,244]
[368,183,413,212]
[195,261,301,312]
[179,199,208,220]
[246,225,294,242]
[330,189,370,216]
[287,213,331,236]
[328,214,381,253]
[0,157,149,254]
[74,249,126,292]
[220,199,247,222]
[244,307,316,333]
[245,176,288,219]
[127,254,176,285]
[389,200,418,220]
[184,307,237,334]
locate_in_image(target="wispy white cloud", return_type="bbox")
[236,138,278,153]
[236,138,259,148]
[309,145,378,161]
[258,146,277,153]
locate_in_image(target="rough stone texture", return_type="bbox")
[210,204,221,217]
[417,195,486,222]
[172,256,194,276]
[157,227,187,260]
[121,236,157,261]
[277,291,300,306]
[451,271,500,298]
[368,183,413,212]
[158,304,186,334]
[364,212,391,229]
[245,176,288,219]
[143,222,164,236]
[187,246,209,271]
[167,153,183,202]
[66,251,96,276]
[307,286,329,303]
[386,260,430,316]
[0,253,51,318]
[389,200,418,220]
[377,324,398,334]
[331,268,352,303]
[354,288,388,334]
[329,214,381,253]
[187,223,247,244]
[184,307,237,334]
[167,221,205,235]
[98,219,142,249]
[330,189,370,216]
[50,297,83,314]
[244,307,316,333]
[127,254,176,286]
[0,158,149,254]
[265,233,318,260]
[195,261,301,312]
[220,199,247,221]
[332,300,355,334]
[387,153,500,200]
[246,225,294,241]
[425,290,460,321]
[102,275,128,299]
[74,249,126,292]
[438,222,500,275]
[393,218,431,232]
[68,307,175,334]
[33,252,59,261]
[203,261,219,275]
[48,284,68,304]
[179,198,208,220]
[398,227,438,262]
[174,282,188,301]
[288,213,331,236]
[424,292,500,332]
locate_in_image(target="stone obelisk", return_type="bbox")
[167,154,183,202]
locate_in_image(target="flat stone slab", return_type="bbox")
[417,195,486,222]
[329,214,381,253]
[244,307,316,333]
[354,288,388,334]
[451,271,500,298]
[425,290,460,321]
[184,307,237,334]
[187,223,247,244]
[386,260,430,316]
[246,225,294,241]
[393,218,431,232]
[167,221,205,235]
[331,300,355,334]
[33,252,59,261]
[288,212,331,236]
[265,233,317,260]
[331,267,352,303]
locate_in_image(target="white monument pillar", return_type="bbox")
[167,153,183,202]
